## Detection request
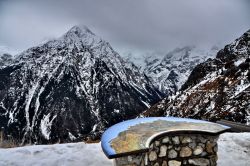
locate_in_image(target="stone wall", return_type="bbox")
[114,134,218,166]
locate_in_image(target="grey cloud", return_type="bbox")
[0,0,249,54]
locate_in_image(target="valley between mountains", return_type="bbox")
[0,25,249,144]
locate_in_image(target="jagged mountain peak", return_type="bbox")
[70,25,95,34]
[63,25,96,39]
[57,25,103,48]
[215,29,250,64]
[142,45,219,95]
[16,25,113,62]
[0,25,163,144]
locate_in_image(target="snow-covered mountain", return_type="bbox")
[144,46,219,95]
[0,25,164,144]
[0,53,13,69]
[143,29,250,124]
[123,51,165,71]
[0,46,18,69]
[125,46,219,96]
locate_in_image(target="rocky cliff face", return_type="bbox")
[143,30,250,125]
[0,25,164,144]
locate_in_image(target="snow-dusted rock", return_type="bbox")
[143,29,250,124]
[0,25,164,144]
[142,46,219,95]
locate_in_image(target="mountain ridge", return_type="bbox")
[142,29,250,124]
[125,46,219,96]
[0,25,164,144]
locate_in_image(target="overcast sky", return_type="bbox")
[0,0,250,55]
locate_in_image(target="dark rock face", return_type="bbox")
[143,30,250,124]
[0,26,164,144]
[180,58,224,91]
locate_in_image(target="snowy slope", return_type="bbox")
[143,30,250,124]
[0,143,112,166]
[143,46,219,95]
[0,25,164,144]
[123,51,165,72]
[125,46,219,96]
[0,132,249,166]
[218,132,250,166]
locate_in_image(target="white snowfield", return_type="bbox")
[0,133,249,166]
